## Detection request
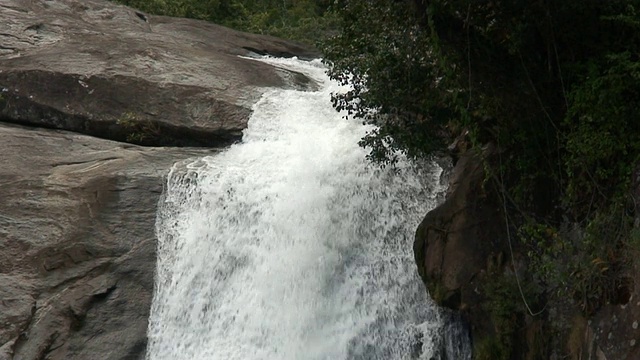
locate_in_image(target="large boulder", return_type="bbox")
[0,0,319,147]
[0,123,213,360]
[414,145,537,357]
[414,146,504,314]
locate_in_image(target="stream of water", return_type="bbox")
[146,57,470,360]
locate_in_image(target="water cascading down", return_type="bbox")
[147,57,468,360]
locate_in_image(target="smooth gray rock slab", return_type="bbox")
[0,123,214,359]
[0,0,319,147]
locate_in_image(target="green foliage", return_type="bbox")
[474,336,509,360]
[322,0,640,201]
[116,112,161,143]
[113,0,232,21]
[520,202,635,314]
[564,51,640,216]
[322,0,466,165]
[231,0,339,44]
[483,277,517,359]
[476,270,536,360]
[323,0,640,315]
[112,0,337,45]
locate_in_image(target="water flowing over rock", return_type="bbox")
[147,57,454,360]
[0,0,319,147]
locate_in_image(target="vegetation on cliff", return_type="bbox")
[321,0,640,358]
[112,0,337,44]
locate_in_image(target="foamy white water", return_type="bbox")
[147,57,462,360]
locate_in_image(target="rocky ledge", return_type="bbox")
[0,0,319,147]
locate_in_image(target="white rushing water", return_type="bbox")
[147,57,465,360]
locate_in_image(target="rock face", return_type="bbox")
[414,148,501,310]
[413,147,508,343]
[0,0,319,147]
[414,147,640,359]
[0,1,321,359]
[0,123,214,360]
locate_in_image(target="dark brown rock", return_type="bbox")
[414,146,640,359]
[0,123,214,359]
[0,0,319,147]
[414,147,505,313]
[414,146,528,357]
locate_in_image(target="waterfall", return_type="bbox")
[147,57,470,360]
